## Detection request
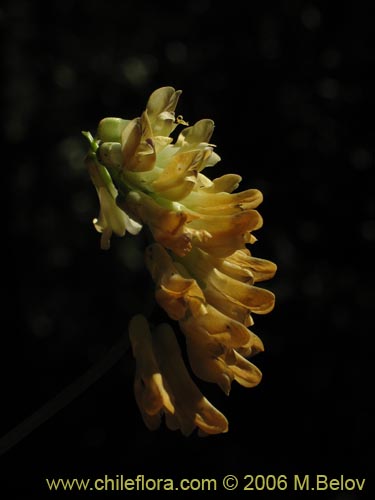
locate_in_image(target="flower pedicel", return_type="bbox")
[83,87,276,436]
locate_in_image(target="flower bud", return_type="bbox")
[98,142,123,168]
[96,117,130,143]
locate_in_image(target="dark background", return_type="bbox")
[1,0,373,497]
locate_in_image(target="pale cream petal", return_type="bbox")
[198,174,242,193]
[146,86,183,136]
[204,151,221,168]
[87,153,126,240]
[146,86,181,115]
[173,119,221,171]
[155,144,179,168]
[153,135,173,153]
[124,214,143,235]
[121,111,156,172]
[176,119,215,146]
[93,185,143,247]
[95,187,127,234]
[152,148,212,194]
[195,173,215,189]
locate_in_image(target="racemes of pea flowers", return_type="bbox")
[83,87,276,436]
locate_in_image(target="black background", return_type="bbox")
[1,0,373,497]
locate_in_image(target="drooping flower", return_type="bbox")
[129,314,228,436]
[83,86,276,436]
[83,132,142,249]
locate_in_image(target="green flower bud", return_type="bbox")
[96,117,130,143]
[98,142,123,168]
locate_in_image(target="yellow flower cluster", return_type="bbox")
[84,87,276,436]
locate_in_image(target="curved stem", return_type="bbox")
[0,330,130,457]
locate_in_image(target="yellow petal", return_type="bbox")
[185,335,263,393]
[183,188,263,215]
[228,350,263,388]
[152,148,214,199]
[145,243,206,319]
[180,243,253,283]
[203,284,253,325]
[235,333,264,357]
[184,210,263,257]
[187,209,263,233]
[226,249,277,282]
[207,268,276,314]
[180,304,251,348]
[216,257,255,283]
[183,250,274,313]
[125,191,195,256]
[185,337,234,394]
[153,323,228,435]
[129,315,174,419]
[133,377,163,431]
[194,233,249,257]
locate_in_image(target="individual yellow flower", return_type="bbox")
[83,86,276,435]
[145,243,207,320]
[185,336,263,396]
[84,149,142,250]
[129,314,228,436]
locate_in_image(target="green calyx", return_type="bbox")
[96,117,130,143]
